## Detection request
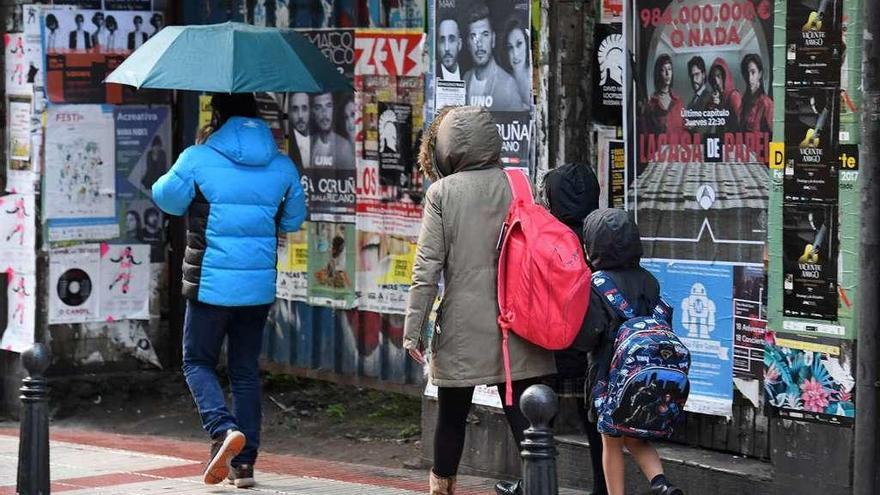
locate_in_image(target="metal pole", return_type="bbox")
[855,0,880,491]
[519,384,559,495]
[17,343,51,495]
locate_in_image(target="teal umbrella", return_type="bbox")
[105,22,352,93]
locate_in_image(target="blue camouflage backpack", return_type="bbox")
[591,271,691,439]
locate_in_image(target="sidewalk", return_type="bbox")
[0,428,587,494]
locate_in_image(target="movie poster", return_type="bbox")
[45,104,119,242]
[633,0,773,263]
[49,244,101,324]
[5,97,36,194]
[593,22,623,126]
[115,106,171,261]
[764,333,854,425]
[433,0,531,112]
[378,102,413,188]
[42,7,166,104]
[782,202,838,321]
[783,87,839,203]
[1,266,37,354]
[307,222,357,308]
[276,228,310,302]
[643,261,734,417]
[356,231,416,314]
[733,265,767,380]
[785,0,843,86]
[298,28,357,223]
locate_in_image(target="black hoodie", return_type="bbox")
[579,209,661,418]
[543,163,600,379]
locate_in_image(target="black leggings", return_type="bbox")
[576,395,607,495]
[433,377,543,477]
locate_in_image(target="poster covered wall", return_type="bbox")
[45,104,119,241]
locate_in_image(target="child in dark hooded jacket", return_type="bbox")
[579,208,683,495]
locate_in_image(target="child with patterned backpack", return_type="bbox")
[580,208,688,495]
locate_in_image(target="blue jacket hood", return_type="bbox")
[206,116,278,166]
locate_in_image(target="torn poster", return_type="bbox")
[45,104,118,242]
[99,243,151,321]
[1,266,37,354]
[356,231,417,314]
[0,194,36,267]
[5,96,37,194]
[49,244,101,324]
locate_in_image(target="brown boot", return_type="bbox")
[429,470,456,495]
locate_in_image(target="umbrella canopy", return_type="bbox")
[105,22,352,93]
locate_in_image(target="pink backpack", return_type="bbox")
[497,168,591,405]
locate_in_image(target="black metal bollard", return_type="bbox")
[17,343,51,495]
[519,384,559,495]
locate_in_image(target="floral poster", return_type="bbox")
[764,333,854,426]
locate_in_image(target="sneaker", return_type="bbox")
[494,479,523,495]
[228,464,256,488]
[203,429,246,485]
[651,483,684,495]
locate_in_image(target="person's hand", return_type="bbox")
[407,347,425,364]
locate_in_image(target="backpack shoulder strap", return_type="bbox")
[503,168,534,205]
[591,271,637,321]
[652,298,673,324]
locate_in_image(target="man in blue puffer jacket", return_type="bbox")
[152,93,305,488]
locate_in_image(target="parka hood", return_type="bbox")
[206,116,278,167]
[582,208,643,270]
[542,163,600,240]
[418,106,501,181]
[709,57,737,99]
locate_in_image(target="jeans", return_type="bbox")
[182,299,270,466]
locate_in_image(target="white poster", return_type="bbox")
[356,231,416,315]
[45,105,118,241]
[49,244,101,324]
[1,266,37,354]
[424,383,503,409]
[23,4,50,91]
[0,194,36,266]
[5,97,37,194]
[5,33,30,96]
[99,244,150,321]
[276,231,309,302]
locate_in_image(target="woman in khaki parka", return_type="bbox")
[403,106,556,495]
